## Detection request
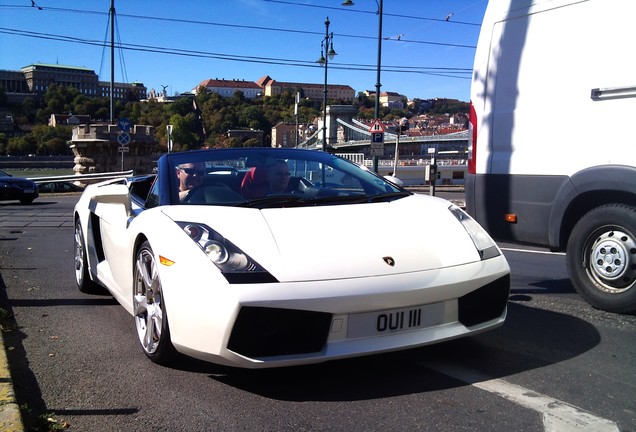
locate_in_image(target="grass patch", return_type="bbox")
[20,404,70,431]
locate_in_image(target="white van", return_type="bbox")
[467,0,636,313]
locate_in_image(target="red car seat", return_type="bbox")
[240,167,269,198]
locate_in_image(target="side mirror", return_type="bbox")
[384,175,404,186]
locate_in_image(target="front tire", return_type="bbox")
[567,204,636,313]
[133,241,176,364]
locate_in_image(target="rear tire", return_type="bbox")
[567,204,636,313]
[133,241,176,364]
[74,220,102,294]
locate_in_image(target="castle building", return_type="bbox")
[0,63,147,102]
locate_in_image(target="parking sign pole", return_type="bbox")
[117,118,131,172]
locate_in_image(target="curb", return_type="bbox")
[0,329,24,432]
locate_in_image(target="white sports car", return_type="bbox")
[73,148,510,369]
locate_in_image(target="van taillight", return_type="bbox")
[468,101,477,174]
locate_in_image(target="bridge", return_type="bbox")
[296,105,469,186]
[299,105,469,159]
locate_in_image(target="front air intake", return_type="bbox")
[458,274,510,327]
[228,307,332,358]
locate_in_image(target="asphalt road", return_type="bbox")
[0,195,634,432]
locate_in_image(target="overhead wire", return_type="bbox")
[0,27,472,79]
[261,0,482,27]
[0,4,477,49]
[0,2,474,80]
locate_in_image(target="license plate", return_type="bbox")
[24,189,34,193]
[347,302,445,338]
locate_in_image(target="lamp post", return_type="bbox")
[317,17,337,151]
[295,92,300,148]
[343,0,382,171]
[109,0,115,124]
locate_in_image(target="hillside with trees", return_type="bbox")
[0,84,466,156]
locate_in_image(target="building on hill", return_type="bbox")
[363,90,405,109]
[49,114,91,127]
[194,78,262,99]
[379,92,404,109]
[0,64,147,103]
[271,122,310,148]
[257,75,355,103]
[142,88,195,103]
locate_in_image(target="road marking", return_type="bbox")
[422,361,619,432]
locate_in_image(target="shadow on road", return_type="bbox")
[196,301,600,402]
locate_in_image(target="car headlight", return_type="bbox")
[176,221,277,283]
[448,205,501,260]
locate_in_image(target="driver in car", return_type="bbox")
[176,162,205,201]
[267,160,291,194]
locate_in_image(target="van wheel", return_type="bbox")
[567,204,636,313]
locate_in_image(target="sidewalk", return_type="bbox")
[0,329,23,432]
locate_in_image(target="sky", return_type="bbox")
[0,0,487,102]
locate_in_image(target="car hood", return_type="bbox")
[161,195,482,282]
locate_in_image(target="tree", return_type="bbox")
[7,135,37,155]
[30,124,72,155]
[238,105,266,131]
[229,90,246,106]
[241,138,261,148]
[355,92,374,109]
[169,97,195,117]
[169,113,199,151]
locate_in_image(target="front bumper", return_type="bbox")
[0,188,38,202]
[228,273,509,359]
[164,255,511,369]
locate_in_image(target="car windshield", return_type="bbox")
[162,148,408,208]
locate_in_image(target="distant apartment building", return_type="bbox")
[380,91,404,109]
[194,78,262,99]
[363,90,405,109]
[257,76,355,103]
[98,80,147,100]
[272,122,308,148]
[0,64,147,102]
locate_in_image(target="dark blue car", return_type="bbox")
[0,169,39,204]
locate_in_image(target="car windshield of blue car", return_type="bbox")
[163,148,409,208]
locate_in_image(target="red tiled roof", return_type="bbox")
[199,79,261,89]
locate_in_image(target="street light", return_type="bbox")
[317,17,336,152]
[343,0,383,171]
